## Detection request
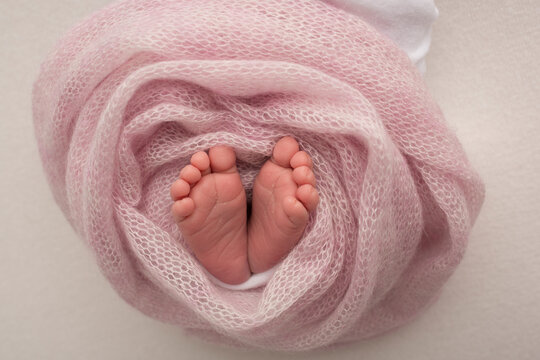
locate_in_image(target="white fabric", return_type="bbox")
[212,0,438,290]
[327,0,439,74]
[204,263,281,290]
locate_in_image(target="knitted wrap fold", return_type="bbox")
[32,0,484,351]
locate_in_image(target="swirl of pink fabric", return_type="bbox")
[32,0,485,351]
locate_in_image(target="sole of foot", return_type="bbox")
[170,146,251,285]
[247,136,319,274]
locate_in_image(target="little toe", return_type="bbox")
[180,164,202,185]
[172,197,195,221]
[296,184,319,212]
[292,166,316,186]
[209,145,237,173]
[271,136,299,168]
[170,179,191,200]
[191,151,211,175]
[282,195,309,226]
[290,150,313,169]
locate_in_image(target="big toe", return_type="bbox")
[271,136,299,168]
[209,145,237,173]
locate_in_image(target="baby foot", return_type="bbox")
[248,136,319,273]
[170,146,251,285]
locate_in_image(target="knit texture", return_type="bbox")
[32,0,484,351]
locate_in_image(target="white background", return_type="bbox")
[1,0,539,359]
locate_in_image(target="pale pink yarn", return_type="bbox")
[32,0,484,351]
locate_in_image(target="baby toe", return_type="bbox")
[170,179,190,200]
[282,195,309,226]
[290,150,313,169]
[172,197,195,221]
[292,165,316,186]
[271,136,299,168]
[180,164,202,185]
[296,184,319,212]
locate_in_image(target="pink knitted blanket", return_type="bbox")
[32,0,484,351]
